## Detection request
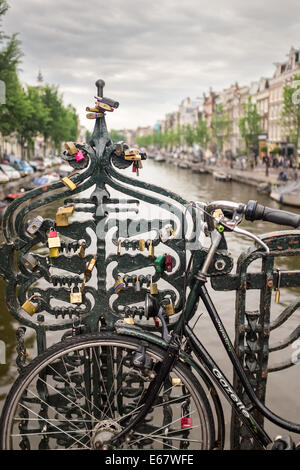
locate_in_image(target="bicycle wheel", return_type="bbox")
[0,332,214,450]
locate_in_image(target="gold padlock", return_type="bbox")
[139,239,145,251]
[21,295,40,316]
[150,281,158,295]
[124,149,142,161]
[113,277,125,294]
[64,142,78,155]
[56,205,75,226]
[117,239,122,257]
[86,112,104,119]
[97,102,113,112]
[86,106,100,113]
[84,254,97,279]
[164,301,175,316]
[70,287,82,304]
[171,378,182,386]
[49,247,59,258]
[77,240,86,258]
[124,317,134,325]
[62,177,77,191]
[148,240,154,259]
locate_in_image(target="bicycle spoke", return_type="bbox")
[17,402,91,449]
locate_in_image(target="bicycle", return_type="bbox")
[1,199,300,450]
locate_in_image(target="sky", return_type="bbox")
[2,0,300,132]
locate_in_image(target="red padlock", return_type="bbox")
[49,229,58,238]
[181,417,193,429]
[165,254,173,272]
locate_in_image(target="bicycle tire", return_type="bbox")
[0,332,215,450]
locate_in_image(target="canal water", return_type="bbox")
[0,158,299,448]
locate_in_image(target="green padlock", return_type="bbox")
[154,254,166,273]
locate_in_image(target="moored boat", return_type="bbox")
[213,171,231,182]
[270,181,300,208]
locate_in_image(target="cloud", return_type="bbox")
[3,0,300,130]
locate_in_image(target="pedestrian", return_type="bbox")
[263,154,270,177]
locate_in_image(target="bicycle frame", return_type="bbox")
[113,273,300,449]
[179,277,300,448]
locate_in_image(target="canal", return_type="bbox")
[0,158,299,448]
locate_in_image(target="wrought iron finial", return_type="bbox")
[95,79,105,97]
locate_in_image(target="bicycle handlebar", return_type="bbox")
[245,200,300,228]
[204,199,300,229]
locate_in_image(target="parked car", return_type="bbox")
[12,159,34,177]
[44,158,53,168]
[28,159,46,172]
[52,156,62,165]
[0,164,21,180]
[0,168,10,183]
[33,172,60,186]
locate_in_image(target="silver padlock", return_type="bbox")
[26,216,44,235]
[21,253,38,273]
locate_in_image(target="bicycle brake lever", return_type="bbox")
[232,226,270,254]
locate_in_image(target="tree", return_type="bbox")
[183,125,195,147]
[194,116,210,149]
[211,105,232,155]
[39,85,78,154]
[281,74,300,169]
[238,97,262,156]
[109,129,125,142]
[17,85,50,158]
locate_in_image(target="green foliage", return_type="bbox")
[85,129,92,143]
[109,129,125,142]
[281,74,300,167]
[0,3,78,158]
[194,116,210,148]
[238,97,262,155]
[211,104,232,153]
[260,145,268,154]
[182,124,195,146]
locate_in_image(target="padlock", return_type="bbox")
[137,160,143,169]
[70,286,82,304]
[64,142,78,155]
[164,300,175,316]
[124,317,135,325]
[74,150,85,162]
[113,277,125,294]
[84,254,97,279]
[117,239,122,257]
[132,162,137,174]
[62,177,77,191]
[21,253,38,272]
[165,254,173,273]
[172,378,182,386]
[26,216,44,235]
[48,229,61,258]
[96,102,114,112]
[150,280,158,295]
[86,112,104,119]
[124,149,142,161]
[81,277,86,292]
[21,295,41,316]
[275,268,281,304]
[154,254,166,273]
[86,106,101,113]
[56,205,75,226]
[148,240,154,259]
[135,275,141,293]
[159,224,174,242]
[77,240,86,259]
[94,95,119,109]
[139,239,145,251]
